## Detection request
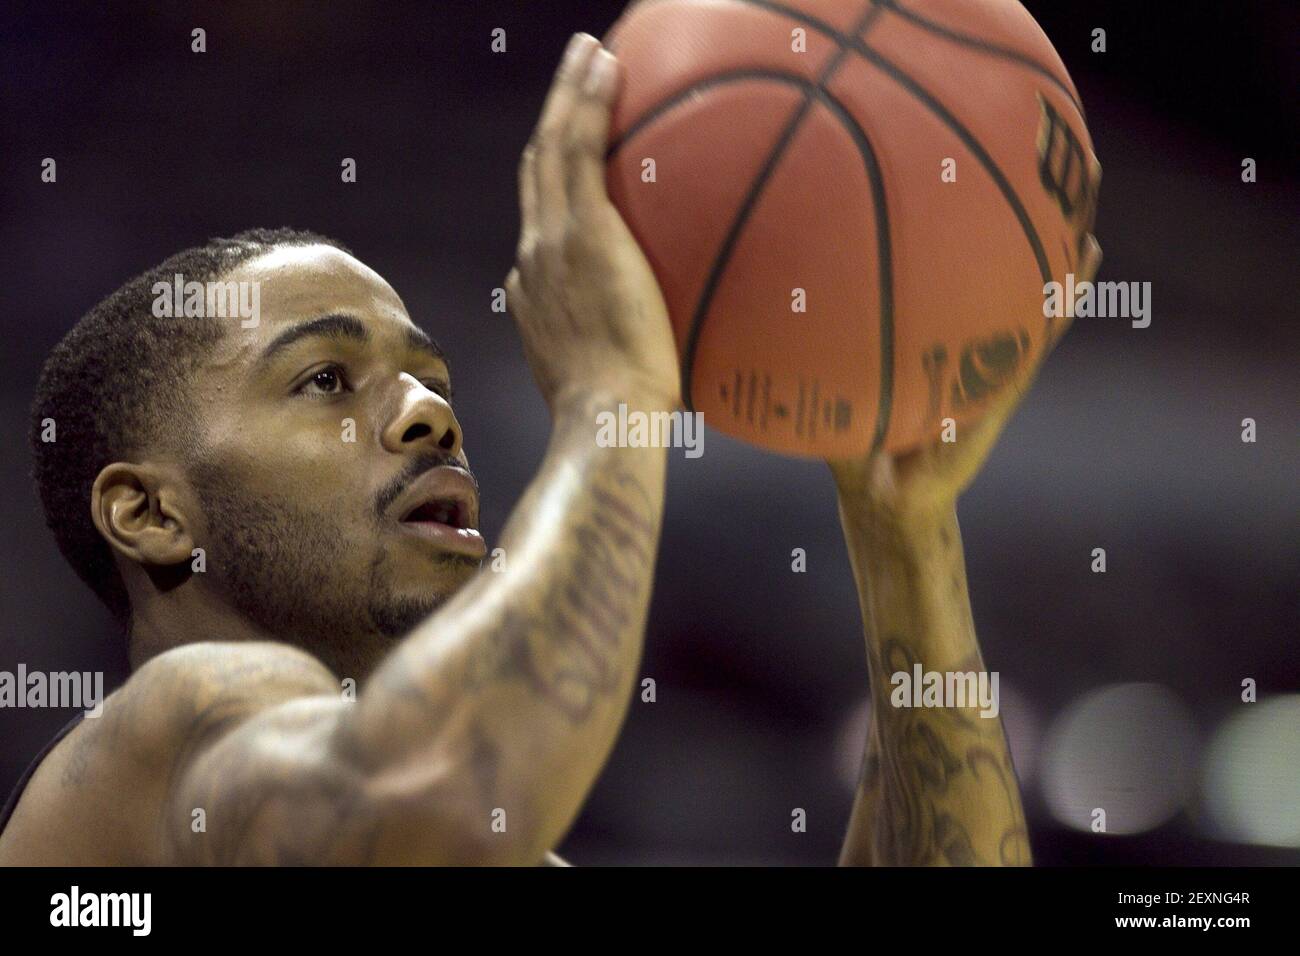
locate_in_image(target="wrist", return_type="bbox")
[837,492,958,556]
[827,454,962,527]
[834,472,955,533]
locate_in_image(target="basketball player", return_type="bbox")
[0,33,1099,865]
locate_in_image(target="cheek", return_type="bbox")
[238,424,369,490]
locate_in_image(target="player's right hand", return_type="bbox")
[505,32,681,413]
[829,230,1103,524]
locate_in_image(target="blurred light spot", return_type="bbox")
[1041,683,1197,835]
[1201,695,1300,847]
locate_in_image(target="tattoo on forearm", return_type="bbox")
[462,463,657,724]
[861,637,1029,866]
[845,509,1030,866]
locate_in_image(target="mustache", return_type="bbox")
[374,452,478,520]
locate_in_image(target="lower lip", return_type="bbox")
[396,521,487,558]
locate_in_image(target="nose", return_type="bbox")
[381,375,463,458]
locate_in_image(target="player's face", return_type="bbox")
[184,244,483,673]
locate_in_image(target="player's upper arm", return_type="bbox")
[109,641,359,864]
[0,640,346,864]
[129,642,517,865]
[10,640,545,865]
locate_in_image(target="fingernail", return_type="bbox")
[562,34,582,70]
[564,32,589,69]
[583,49,616,96]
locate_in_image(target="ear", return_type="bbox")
[91,462,196,568]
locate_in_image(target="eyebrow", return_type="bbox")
[257,312,448,370]
[403,324,448,369]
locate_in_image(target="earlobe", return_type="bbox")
[91,463,196,567]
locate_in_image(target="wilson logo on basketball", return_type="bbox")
[1037,94,1100,265]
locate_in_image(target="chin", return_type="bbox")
[403,554,481,600]
[431,551,483,587]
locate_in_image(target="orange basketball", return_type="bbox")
[605,0,1098,457]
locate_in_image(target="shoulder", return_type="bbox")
[119,641,340,743]
[86,641,339,779]
[0,641,338,864]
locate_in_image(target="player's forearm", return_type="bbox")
[345,381,667,863]
[835,502,1029,866]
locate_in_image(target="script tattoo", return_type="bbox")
[462,466,656,723]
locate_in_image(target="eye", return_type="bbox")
[297,364,351,398]
[421,379,453,402]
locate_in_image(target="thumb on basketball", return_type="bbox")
[911,231,1103,480]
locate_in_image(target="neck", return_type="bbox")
[127,590,386,681]
[127,590,278,671]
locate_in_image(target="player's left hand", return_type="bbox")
[828,232,1101,523]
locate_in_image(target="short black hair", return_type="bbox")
[30,227,353,625]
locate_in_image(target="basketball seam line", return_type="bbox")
[613,0,1081,140]
[614,0,896,449]
[607,0,1058,300]
[681,0,878,412]
[608,55,1055,299]
[692,0,891,449]
[874,0,1086,119]
[675,87,819,414]
[622,68,897,450]
[728,0,1061,298]
[609,0,1083,133]
[739,0,1061,341]
[725,0,1060,280]
[732,0,1085,119]
[605,0,1070,447]
[854,39,1056,288]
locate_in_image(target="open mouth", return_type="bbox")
[387,466,485,558]
[401,498,468,530]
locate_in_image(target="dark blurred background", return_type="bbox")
[1,1,1296,864]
